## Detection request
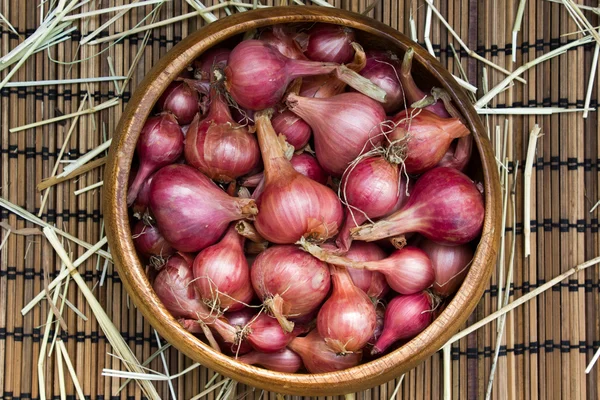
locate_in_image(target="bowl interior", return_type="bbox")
[104,6,501,396]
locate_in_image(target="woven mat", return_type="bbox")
[1,0,599,399]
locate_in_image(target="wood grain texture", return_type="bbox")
[103,6,502,395]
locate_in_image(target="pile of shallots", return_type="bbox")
[128,23,484,374]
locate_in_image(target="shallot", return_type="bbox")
[127,113,183,205]
[305,24,355,63]
[271,110,311,150]
[372,292,434,354]
[132,221,173,260]
[238,348,303,373]
[360,50,404,113]
[286,92,386,176]
[288,329,362,373]
[438,135,473,171]
[253,110,343,243]
[156,81,200,124]
[317,265,377,353]
[388,108,470,174]
[344,242,389,300]
[193,47,230,80]
[351,167,484,245]
[149,164,257,252]
[251,245,330,332]
[193,224,254,311]
[420,239,473,297]
[259,25,306,60]
[185,88,260,182]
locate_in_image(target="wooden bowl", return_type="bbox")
[104,6,501,396]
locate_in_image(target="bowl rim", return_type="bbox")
[104,6,501,396]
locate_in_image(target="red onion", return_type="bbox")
[193,224,254,311]
[132,221,174,259]
[193,47,230,80]
[131,172,154,219]
[351,167,484,245]
[127,113,183,206]
[336,156,405,251]
[286,92,386,176]
[223,40,383,110]
[271,110,311,150]
[437,135,473,171]
[420,239,473,297]
[360,50,404,113]
[288,330,362,373]
[259,25,307,60]
[400,48,450,118]
[156,81,199,124]
[238,349,303,373]
[372,292,434,354]
[305,24,355,63]
[302,243,434,295]
[149,164,257,252]
[344,242,389,300]
[317,265,377,353]
[218,309,254,355]
[389,108,470,174]
[251,245,330,332]
[185,89,260,182]
[253,111,343,243]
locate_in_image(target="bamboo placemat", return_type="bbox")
[0,0,599,399]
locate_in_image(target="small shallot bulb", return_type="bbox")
[336,156,405,251]
[305,24,355,63]
[271,109,311,150]
[156,81,199,124]
[132,221,174,260]
[351,167,485,245]
[317,265,377,354]
[131,172,154,219]
[127,113,183,206]
[288,329,362,373]
[253,110,343,244]
[360,50,404,113]
[372,292,434,355]
[420,239,474,297]
[193,47,230,80]
[302,242,434,295]
[389,108,470,174]
[286,92,386,176]
[193,224,254,311]
[238,349,303,373]
[344,242,389,300]
[184,89,260,182]
[251,245,331,333]
[149,164,257,252]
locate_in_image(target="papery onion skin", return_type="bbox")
[259,25,307,60]
[288,329,362,373]
[372,292,433,354]
[238,349,303,373]
[224,40,339,110]
[253,111,343,244]
[360,50,404,113]
[193,224,254,312]
[132,221,174,259]
[127,113,184,206]
[317,265,377,353]
[336,156,402,251]
[389,108,470,175]
[351,167,485,245]
[344,242,389,300]
[251,245,331,333]
[156,81,199,124]
[149,164,257,252]
[287,92,386,176]
[305,24,355,63]
[271,109,311,150]
[420,239,474,297]
[184,89,260,182]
